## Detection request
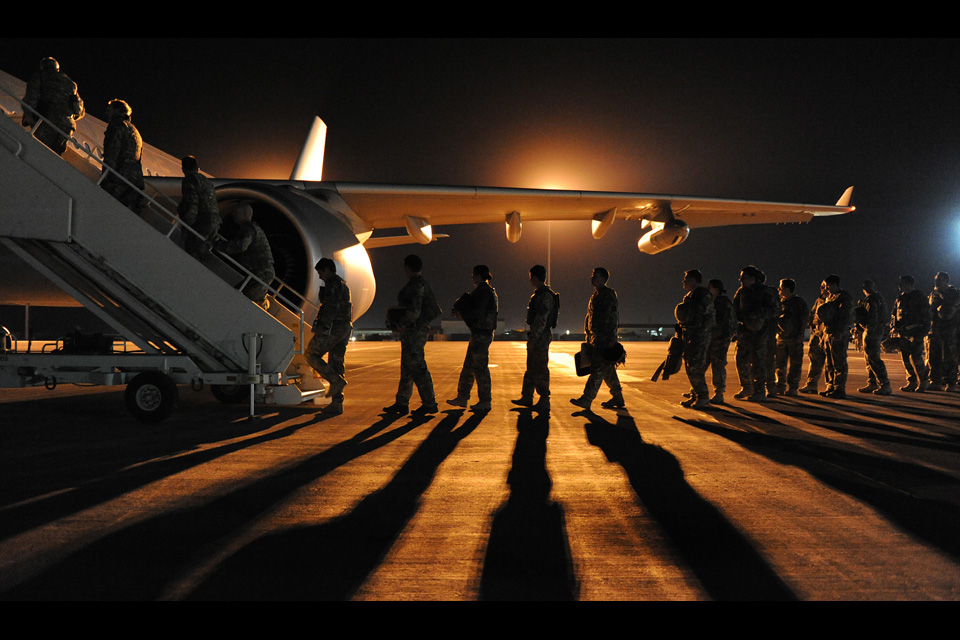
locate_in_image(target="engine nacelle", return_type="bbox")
[214,183,376,324]
[638,219,690,255]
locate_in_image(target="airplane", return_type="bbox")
[0,68,854,325]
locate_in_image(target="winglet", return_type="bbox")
[290,116,327,181]
[835,186,854,208]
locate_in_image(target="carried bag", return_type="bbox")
[652,334,684,381]
[574,342,592,376]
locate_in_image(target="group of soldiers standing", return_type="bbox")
[21,58,277,308]
[674,266,960,410]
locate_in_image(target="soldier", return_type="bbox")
[800,281,830,394]
[178,155,221,260]
[215,203,276,306]
[818,274,854,398]
[758,270,782,397]
[100,99,144,212]
[733,265,776,402]
[21,57,84,156]
[706,279,736,404]
[675,270,715,409]
[383,254,441,416]
[306,258,352,415]
[775,278,809,396]
[447,265,499,412]
[891,275,931,392]
[571,267,625,411]
[855,280,892,395]
[512,265,558,413]
[926,271,960,391]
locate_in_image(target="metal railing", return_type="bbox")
[1,83,316,355]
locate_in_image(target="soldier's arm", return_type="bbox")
[217,226,253,255]
[528,292,552,338]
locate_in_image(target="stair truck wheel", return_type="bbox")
[125,372,179,422]
[211,384,248,404]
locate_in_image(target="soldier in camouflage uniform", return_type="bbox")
[178,155,221,260]
[512,265,558,413]
[571,267,624,411]
[855,280,892,395]
[306,258,353,415]
[758,270,782,397]
[383,255,440,415]
[775,278,809,396]
[676,270,716,409]
[706,279,736,404]
[891,275,931,392]
[447,265,499,412]
[819,274,854,398]
[733,265,776,402]
[21,57,84,156]
[926,271,960,391]
[800,281,830,394]
[100,99,144,212]
[216,204,276,306]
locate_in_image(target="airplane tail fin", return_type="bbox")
[290,116,327,181]
[835,186,854,208]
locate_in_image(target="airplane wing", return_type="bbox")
[329,182,854,231]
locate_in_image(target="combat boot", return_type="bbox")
[414,403,439,414]
[471,399,492,412]
[709,392,725,405]
[873,382,892,396]
[510,396,534,407]
[570,396,592,410]
[784,387,799,397]
[382,402,409,415]
[533,397,550,413]
[900,382,918,392]
[928,382,945,391]
[446,396,469,407]
[600,394,625,409]
[798,383,818,394]
[918,380,930,393]
[858,382,879,393]
[322,400,344,415]
[733,387,754,399]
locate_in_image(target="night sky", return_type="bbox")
[3,38,959,333]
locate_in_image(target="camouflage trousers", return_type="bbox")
[35,118,74,156]
[581,341,623,401]
[926,329,958,386]
[185,215,220,259]
[805,334,830,389]
[306,325,352,400]
[707,336,730,394]
[735,329,767,394]
[862,333,889,386]
[396,325,436,406]
[775,338,805,392]
[823,333,849,391]
[900,335,928,387]
[457,332,493,402]
[765,331,778,393]
[683,336,710,401]
[520,335,551,400]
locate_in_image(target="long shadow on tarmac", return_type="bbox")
[478,409,579,600]
[184,409,485,600]
[0,394,322,540]
[1,410,439,600]
[677,413,960,561]
[580,410,798,601]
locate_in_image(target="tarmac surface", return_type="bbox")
[2,340,959,601]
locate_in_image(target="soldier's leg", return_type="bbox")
[456,337,479,400]
[775,341,789,392]
[472,334,493,402]
[529,336,551,400]
[735,336,754,397]
[395,331,417,405]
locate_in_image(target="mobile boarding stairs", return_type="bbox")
[0,95,327,421]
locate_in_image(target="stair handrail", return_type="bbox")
[2,83,317,353]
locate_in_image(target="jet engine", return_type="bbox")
[213,182,376,324]
[637,219,690,255]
